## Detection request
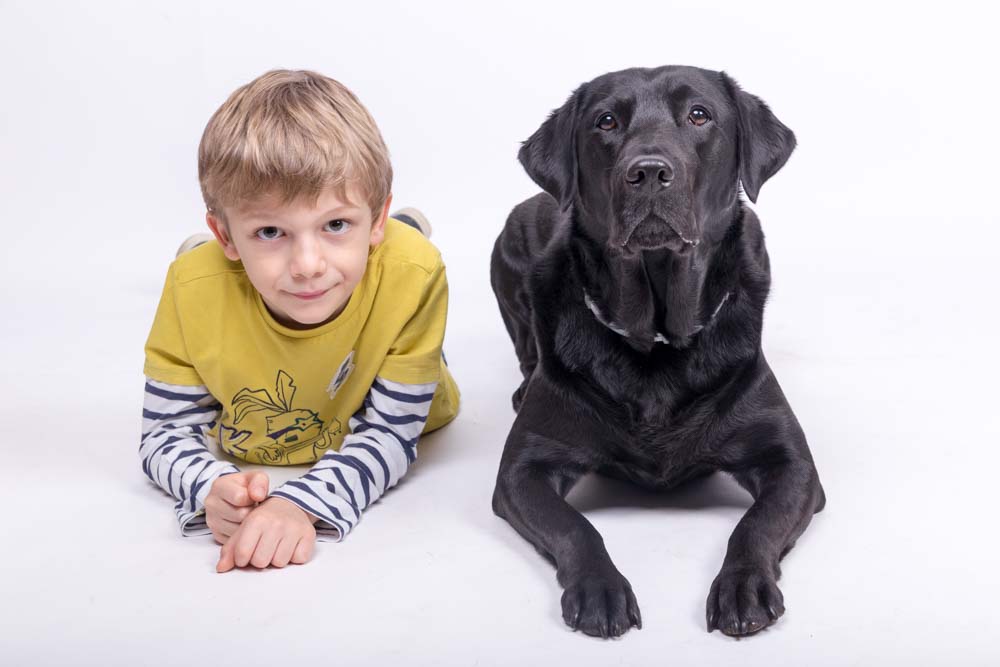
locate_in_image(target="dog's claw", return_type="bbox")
[560,568,640,638]
[706,565,783,637]
[630,604,643,630]
[561,589,582,630]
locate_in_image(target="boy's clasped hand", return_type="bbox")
[204,471,318,572]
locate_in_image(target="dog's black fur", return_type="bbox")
[490,66,825,638]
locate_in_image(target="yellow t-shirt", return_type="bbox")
[144,218,460,466]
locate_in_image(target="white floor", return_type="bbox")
[2,2,999,665]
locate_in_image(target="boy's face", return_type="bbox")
[207,186,391,329]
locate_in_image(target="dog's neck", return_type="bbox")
[569,212,732,353]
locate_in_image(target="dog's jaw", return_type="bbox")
[619,215,700,255]
[607,185,702,255]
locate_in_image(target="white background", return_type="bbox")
[2,0,998,664]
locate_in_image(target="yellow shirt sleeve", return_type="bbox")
[143,264,205,387]
[376,258,449,385]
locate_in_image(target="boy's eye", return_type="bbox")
[255,226,283,240]
[325,219,351,234]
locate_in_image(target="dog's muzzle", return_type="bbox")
[613,153,700,253]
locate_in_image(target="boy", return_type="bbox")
[140,69,460,572]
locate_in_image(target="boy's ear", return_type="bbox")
[206,211,241,261]
[369,194,392,247]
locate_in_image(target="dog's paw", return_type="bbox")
[561,569,642,638]
[706,565,784,637]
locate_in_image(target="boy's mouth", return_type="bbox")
[289,288,330,300]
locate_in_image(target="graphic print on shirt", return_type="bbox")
[326,350,356,399]
[217,423,253,451]
[225,370,342,464]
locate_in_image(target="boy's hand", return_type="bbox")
[215,497,317,573]
[204,471,269,545]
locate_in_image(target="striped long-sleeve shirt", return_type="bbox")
[140,376,436,541]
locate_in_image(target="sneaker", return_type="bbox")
[175,233,214,257]
[391,207,432,238]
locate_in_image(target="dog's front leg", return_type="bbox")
[706,451,824,637]
[493,396,642,637]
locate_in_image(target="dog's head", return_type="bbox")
[519,66,796,254]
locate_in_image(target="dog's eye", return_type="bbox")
[688,107,711,126]
[596,113,618,131]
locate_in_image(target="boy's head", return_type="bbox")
[198,69,393,329]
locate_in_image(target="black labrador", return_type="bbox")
[490,66,825,638]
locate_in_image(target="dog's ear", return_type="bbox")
[518,87,582,209]
[721,72,796,204]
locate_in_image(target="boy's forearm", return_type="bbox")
[271,376,437,542]
[141,378,240,535]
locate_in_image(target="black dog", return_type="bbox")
[490,66,825,638]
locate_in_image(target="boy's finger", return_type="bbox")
[217,540,236,573]
[233,526,262,569]
[248,472,269,503]
[290,537,314,565]
[218,478,251,507]
[210,516,241,537]
[250,529,280,569]
[214,502,252,523]
[271,536,296,568]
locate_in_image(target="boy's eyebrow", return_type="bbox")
[315,204,366,218]
[239,203,366,223]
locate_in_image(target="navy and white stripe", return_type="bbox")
[271,376,436,541]
[140,378,239,536]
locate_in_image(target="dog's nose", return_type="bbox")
[625,156,674,190]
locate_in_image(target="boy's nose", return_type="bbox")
[290,241,326,278]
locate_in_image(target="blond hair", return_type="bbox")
[198,69,392,218]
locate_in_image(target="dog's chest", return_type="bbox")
[554,316,722,485]
[598,420,714,489]
[556,315,696,416]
